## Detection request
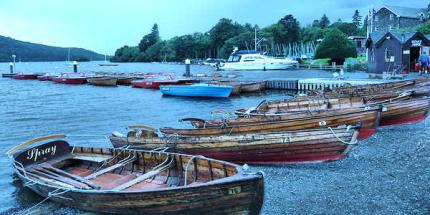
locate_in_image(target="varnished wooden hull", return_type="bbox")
[237,96,429,128]
[380,98,430,126]
[111,126,360,164]
[240,82,262,93]
[11,140,264,214]
[163,107,382,140]
[117,77,134,85]
[88,77,118,86]
[20,173,263,214]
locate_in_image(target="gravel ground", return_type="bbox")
[252,118,430,215]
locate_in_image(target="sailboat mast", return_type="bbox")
[254,28,257,51]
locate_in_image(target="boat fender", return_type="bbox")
[242,164,250,172]
[112,132,126,138]
[319,121,327,126]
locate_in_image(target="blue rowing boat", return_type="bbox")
[160,84,233,98]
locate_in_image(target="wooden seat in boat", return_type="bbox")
[90,173,137,190]
[125,181,168,191]
[67,167,95,177]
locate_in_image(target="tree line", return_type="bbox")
[111,10,366,62]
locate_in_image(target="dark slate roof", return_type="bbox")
[378,5,426,18]
[371,31,430,47]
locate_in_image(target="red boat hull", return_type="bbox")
[132,80,182,89]
[13,74,37,80]
[52,77,87,84]
[380,114,428,126]
[379,99,430,126]
[180,143,353,165]
[357,128,377,140]
[37,76,54,81]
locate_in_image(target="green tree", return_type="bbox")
[361,15,368,35]
[138,23,160,53]
[301,27,325,42]
[315,28,357,63]
[330,22,359,36]
[417,21,430,34]
[264,23,289,44]
[209,18,244,57]
[169,35,197,60]
[319,14,330,28]
[111,46,139,62]
[191,32,212,59]
[220,31,254,57]
[352,10,362,28]
[278,14,300,43]
[312,20,320,27]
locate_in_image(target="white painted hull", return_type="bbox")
[219,62,295,71]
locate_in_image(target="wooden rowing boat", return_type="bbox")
[87,77,118,86]
[7,134,264,214]
[162,106,382,140]
[209,81,242,95]
[240,82,263,93]
[310,78,430,97]
[235,95,430,127]
[110,125,360,164]
[117,77,134,85]
[243,92,411,114]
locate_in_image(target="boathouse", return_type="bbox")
[367,31,430,73]
[348,36,367,54]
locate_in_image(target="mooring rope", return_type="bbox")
[328,127,357,145]
[183,155,205,186]
[20,187,72,215]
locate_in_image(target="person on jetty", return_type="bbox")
[418,50,429,74]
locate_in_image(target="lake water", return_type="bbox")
[1,62,427,214]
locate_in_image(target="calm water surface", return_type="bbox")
[0,62,370,214]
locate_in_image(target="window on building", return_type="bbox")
[385,47,394,62]
[390,14,394,20]
[388,25,393,31]
[375,15,379,22]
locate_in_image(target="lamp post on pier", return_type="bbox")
[12,55,16,73]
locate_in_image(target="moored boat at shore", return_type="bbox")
[235,95,429,127]
[37,73,55,81]
[164,106,383,140]
[87,77,118,86]
[12,73,38,80]
[7,134,264,214]
[160,83,233,98]
[2,73,18,78]
[131,73,198,89]
[218,50,298,71]
[117,77,134,85]
[110,125,360,164]
[52,73,87,84]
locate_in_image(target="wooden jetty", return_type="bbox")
[266,78,385,91]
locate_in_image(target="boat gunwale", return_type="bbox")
[12,142,261,194]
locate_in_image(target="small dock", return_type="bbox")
[266,78,386,91]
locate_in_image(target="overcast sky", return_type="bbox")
[0,0,427,54]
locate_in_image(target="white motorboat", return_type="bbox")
[218,50,298,71]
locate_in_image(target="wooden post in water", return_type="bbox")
[9,63,13,73]
[73,61,78,73]
[185,59,191,77]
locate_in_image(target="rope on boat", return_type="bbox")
[165,133,179,148]
[20,187,72,215]
[328,127,357,145]
[184,155,205,186]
